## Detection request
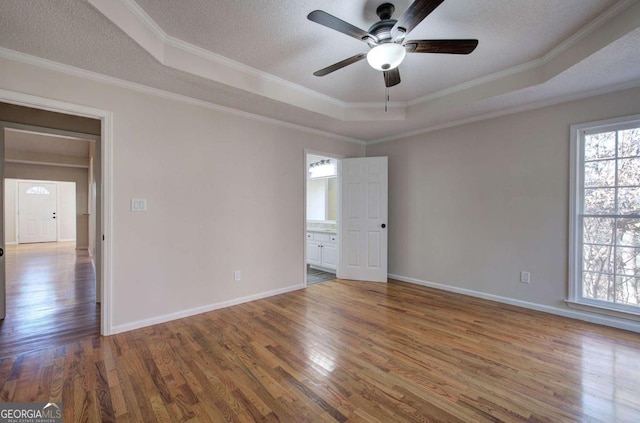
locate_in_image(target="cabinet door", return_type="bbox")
[322,242,338,270]
[307,240,322,266]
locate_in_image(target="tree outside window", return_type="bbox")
[573,120,640,312]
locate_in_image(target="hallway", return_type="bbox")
[0,242,99,358]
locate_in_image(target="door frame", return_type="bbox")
[303,150,343,286]
[0,89,113,336]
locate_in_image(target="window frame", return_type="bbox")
[569,113,640,317]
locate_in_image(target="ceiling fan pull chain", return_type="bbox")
[385,86,389,112]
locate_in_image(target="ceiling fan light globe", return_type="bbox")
[366,43,406,71]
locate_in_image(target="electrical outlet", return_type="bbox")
[234,270,241,282]
[520,271,530,284]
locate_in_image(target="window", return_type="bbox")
[570,114,640,316]
[26,186,50,195]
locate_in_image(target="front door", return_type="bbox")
[18,182,58,243]
[338,157,388,283]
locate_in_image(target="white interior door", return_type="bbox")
[18,182,58,243]
[338,157,388,282]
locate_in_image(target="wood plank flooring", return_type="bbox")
[0,242,99,358]
[2,278,640,422]
[307,265,336,285]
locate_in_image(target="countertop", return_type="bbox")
[306,228,337,234]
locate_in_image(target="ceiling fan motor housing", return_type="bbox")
[376,3,395,20]
[368,20,397,43]
[369,3,398,43]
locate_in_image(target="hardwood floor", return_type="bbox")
[307,265,336,285]
[0,242,99,358]
[1,278,640,422]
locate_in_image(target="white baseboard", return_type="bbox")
[58,238,77,243]
[389,273,640,334]
[111,283,305,334]
[4,241,17,246]
[75,245,89,250]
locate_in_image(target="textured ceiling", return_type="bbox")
[132,0,616,102]
[1,0,639,143]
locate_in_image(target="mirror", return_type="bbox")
[307,176,337,221]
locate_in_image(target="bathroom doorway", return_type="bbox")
[305,152,340,285]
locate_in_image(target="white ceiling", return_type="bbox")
[1,0,639,143]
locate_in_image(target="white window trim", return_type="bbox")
[568,113,640,319]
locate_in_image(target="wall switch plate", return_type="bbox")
[131,198,147,212]
[520,271,531,284]
[234,270,241,282]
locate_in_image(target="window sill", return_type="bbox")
[566,300,640,322]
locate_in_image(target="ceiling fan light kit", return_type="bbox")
[367,43,406,71]
[308,0,479,99]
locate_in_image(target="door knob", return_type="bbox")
[381,223,386,228]
[0,248,3,257]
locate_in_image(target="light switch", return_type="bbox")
[131,198,147,212]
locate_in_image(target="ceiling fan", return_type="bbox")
[307,0,478,88]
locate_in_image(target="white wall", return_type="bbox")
[3,180,16,244]
[0,56,365,330]
[4,179,76,244]
[366,86,640,328]
[57,181,76,241]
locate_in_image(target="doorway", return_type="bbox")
[0,93,112,337]
[305,152,340,285]
[304,153,389,286]
[0,127,98,357]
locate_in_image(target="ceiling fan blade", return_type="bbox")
[308,10,371,42]
[404,39,478,54]
[391,0,445,39]
[384,68,401,87]
[313,53,367,77]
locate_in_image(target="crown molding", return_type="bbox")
[369,79,640,145]
[120,0,336,106]
[0,48,365,145]
[84,0,640,127]
[89,0,354,120]
[118,0,167,42]
[543,0,637,63]
[3,0,638,145]
[406,0,640,109]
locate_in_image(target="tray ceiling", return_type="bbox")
[1,0,639,143]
